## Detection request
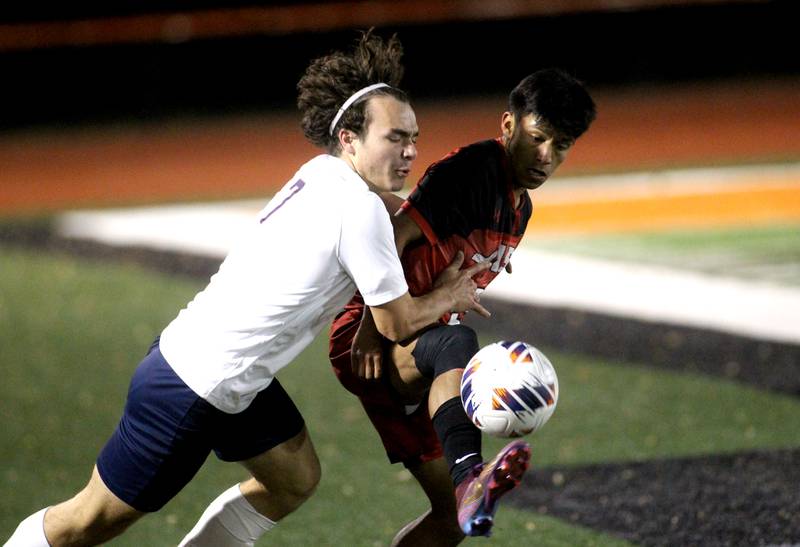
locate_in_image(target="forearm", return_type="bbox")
[400,288,454,337]
[358,306,381,340]
[370,195,485,342]
[371,251,488,342]
[371,287,453,343]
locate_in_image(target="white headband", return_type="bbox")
[328,83,390,136]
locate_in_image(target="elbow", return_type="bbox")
[370,294,429,343]
[377,319,415,344]
[379,325,406,344]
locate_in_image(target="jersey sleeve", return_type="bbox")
[338,192,408,307]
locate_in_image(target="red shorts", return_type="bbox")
[329,299,442,466]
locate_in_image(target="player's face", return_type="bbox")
[350,95,419,193]
[502,112,574,191]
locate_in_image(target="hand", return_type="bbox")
[351,323,384,379]
[434,251,491,318]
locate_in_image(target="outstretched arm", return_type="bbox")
[351,193,423,378]
[353,192,490,375]
[370,251,489,342]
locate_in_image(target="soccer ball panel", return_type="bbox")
[460,341,558,438]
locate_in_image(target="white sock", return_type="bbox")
[178,484,275,547]
[4,508,51,547]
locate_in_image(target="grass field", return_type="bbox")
[524,222,800,286]
[3,244,800,545]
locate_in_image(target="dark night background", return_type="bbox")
[0,0,796,130]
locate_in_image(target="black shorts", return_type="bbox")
[96,343,304,512]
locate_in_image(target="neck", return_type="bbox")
[335,152,380,193]
[512,186,527,207]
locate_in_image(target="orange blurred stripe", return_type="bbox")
[528,185,800,234]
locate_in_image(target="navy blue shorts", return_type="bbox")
[96,342,305,512]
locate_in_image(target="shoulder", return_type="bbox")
[298,154,351,186]
[298,155,377,203]
[423,139,504,179]
[439,139,503,164]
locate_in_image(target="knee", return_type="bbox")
[253,452,321,512]
[287,455,321,503]
[284,441,322,503]
[413,325,479,379]
[444,325,479,356]
[46,502,140,546]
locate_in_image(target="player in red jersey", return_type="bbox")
[330,68,596,542]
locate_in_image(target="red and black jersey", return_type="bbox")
[328,139,530,463]
[399,138,531,323]
[330,138,530,333]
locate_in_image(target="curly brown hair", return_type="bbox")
[297,29,408,153]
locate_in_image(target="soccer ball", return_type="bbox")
[460,341,559,438]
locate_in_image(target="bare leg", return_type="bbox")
[43,465,144,546]
[179,426,320,547]
[239,426,321,520]
[388,340,462,416]
[391,458,464,547]
[427,369,463,417]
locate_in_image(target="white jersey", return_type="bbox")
[160,154,408,413]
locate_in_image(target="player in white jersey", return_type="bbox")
[5,30,489,547]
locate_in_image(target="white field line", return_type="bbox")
[55,163,800,345]
[58,200,262,258]
[486,248,800,346]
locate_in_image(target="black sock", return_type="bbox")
[432,396,483,486]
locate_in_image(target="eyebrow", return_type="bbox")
[531,126,571,144]
[390,128,419,138]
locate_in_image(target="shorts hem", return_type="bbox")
[96,459,159,513]
[214,419,306,463]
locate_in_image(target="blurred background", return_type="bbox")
[1,1,799,545]
[2,0,799,212]
[1,0,798,210]
[1,0,797,127]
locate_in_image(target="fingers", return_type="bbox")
[351,351,383,380]
[464,259,491,277]
[445,250,465,270]
[362,354,380,380]
[370,358,383,380]
[471,300,491,318]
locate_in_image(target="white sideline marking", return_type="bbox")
[58,200,262,258]
[487,248,800,346]
[55,163,800,346]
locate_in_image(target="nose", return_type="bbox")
[403,141,417,161]
[537,141,553,164]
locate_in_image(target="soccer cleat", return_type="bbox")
[454,440,531,537]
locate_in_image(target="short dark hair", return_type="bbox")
[508,68,597,141]
[297,29,409,153]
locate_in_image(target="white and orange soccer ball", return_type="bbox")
[460,341,559,438]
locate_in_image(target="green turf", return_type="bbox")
[3,246,800,545]
[525,222,800,285]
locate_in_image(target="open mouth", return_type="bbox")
[527,168,548,184]
[529,168,547,179]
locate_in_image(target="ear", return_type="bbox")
[501,112,515,140]
[338,129,358,155]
